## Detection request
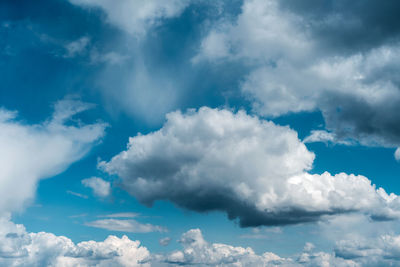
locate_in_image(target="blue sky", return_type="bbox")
[1,0,400,266]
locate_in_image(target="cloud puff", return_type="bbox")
[82,177,111,198]
[69,0,190,36]
[63,36,90,58]
[395,148,400,161]
[159,237,171,247]
[100,107,400,226]
[0,99,106,214]
[0,216,150,267]
[85,219,166,233]
[195,0,400,152]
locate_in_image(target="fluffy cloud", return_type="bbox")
[82,177,111,198]
[195,0,400,152]
[85,219,166,233]
[0,216,150,267]
[164,229,360,266]
[100,107,400,226]
[0,99,106,214]
[69,0,190,36]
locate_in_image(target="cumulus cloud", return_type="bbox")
[0,216,150,267]
[100,107,400,226]
[0,99,106,214]
[85,219,166,233]
[82,177,111,198]
[69,0,190,36]
[195,0,400,153]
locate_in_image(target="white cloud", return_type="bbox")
[0,216,151,267]
[195,0,400,152]
[0,99,106,214]
[69,0,190,36]
[100,107,400,226]
[82,177,111,198]
[85,219,166,233]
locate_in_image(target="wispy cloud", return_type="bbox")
[66,190,88,199]
[85,219,166,233]
[98,212,140,218]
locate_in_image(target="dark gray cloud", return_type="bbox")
[279,0,400,54]
[196,0,400,153]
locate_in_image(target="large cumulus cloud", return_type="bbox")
[0,99,106,214]
[100,107,400,226]
[195,0,400,153]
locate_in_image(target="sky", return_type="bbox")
[1,0,400,266]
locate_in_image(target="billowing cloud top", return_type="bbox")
[100,107,400,226]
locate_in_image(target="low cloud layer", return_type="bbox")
[0,99,106,214]
[100,107,400,226]
[4,216,400,266]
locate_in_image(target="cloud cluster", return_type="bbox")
[166,228,294,266]
[196,0,400,151]
[69,0,190,36]
[164,228,362,267]
[100,107,400,226]
[0,216,150,267]
[0,99,106,214]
